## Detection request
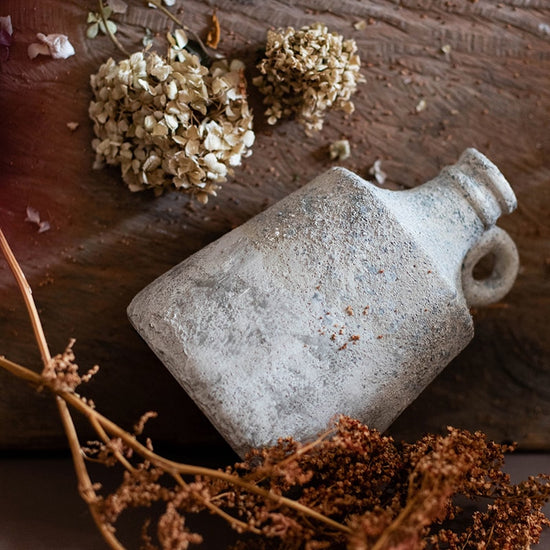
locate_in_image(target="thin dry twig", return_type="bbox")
[0,229,126,550]
[98,0,130,56]
[146,0,223,60]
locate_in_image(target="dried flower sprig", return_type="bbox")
[0,229,348,549]
[89,44,254,203]
[0,228,549,550]
[254,22,363,134]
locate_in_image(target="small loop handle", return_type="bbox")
[461,226,519,308]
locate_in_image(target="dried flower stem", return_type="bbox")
[89,413,136,474]
[145,0,220,61]
[0,229,51,367]
[172,471,259,534]
[0,229,125,550]
[0,229,351,540]
[58,397,126,550]
[98,0,130,56]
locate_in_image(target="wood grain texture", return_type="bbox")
[0,0,549,451]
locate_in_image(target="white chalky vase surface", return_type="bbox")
[128,148,519,457]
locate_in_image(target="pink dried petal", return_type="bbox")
[25,206,51,233]
[25,206,41,224]
[38,221,51,233]
[0,28,11,47]
[0,15,12,36]
[0,15,13,61]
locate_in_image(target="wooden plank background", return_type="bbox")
[0,0,549,453]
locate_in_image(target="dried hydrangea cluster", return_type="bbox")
[254,22,363,134]
[89,32,254,203]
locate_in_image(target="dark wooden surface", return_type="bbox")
[1,0,549,452]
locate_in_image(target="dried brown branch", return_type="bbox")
[0,229,126,550]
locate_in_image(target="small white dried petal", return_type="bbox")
[25,206,41,225]
[369,159,387,185]
[87,22,99,39]
[142,28,154,47]
[28,42,50,59]
[25,206,50,233]
[228,153,242,166]
[204,132,223,151]
[329,139,350,161]
[164,113,178,131]
[242,130,255,148]
[42,33,74,58]
[165,80,178,100]
[173,29,188,49]
[143,154,162,171]
[105,20,117,35]
[203,152,220,171]
[415,98,427,113]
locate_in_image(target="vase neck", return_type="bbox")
[439,148,517,228]
[376,149,517,299]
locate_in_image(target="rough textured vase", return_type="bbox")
[128,148,519,457]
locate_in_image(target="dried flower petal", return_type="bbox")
[0,15,13,61]
[25,206,41,225]
[206,11,221,49]
[25,206,51,233]
[416,98,427,113]
[329,139,351,161]
[369,159,387,185]
[28,33,75,60]
[86,22,99,39]
[107,0,128,14]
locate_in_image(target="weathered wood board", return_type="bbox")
[1,0,549,452]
